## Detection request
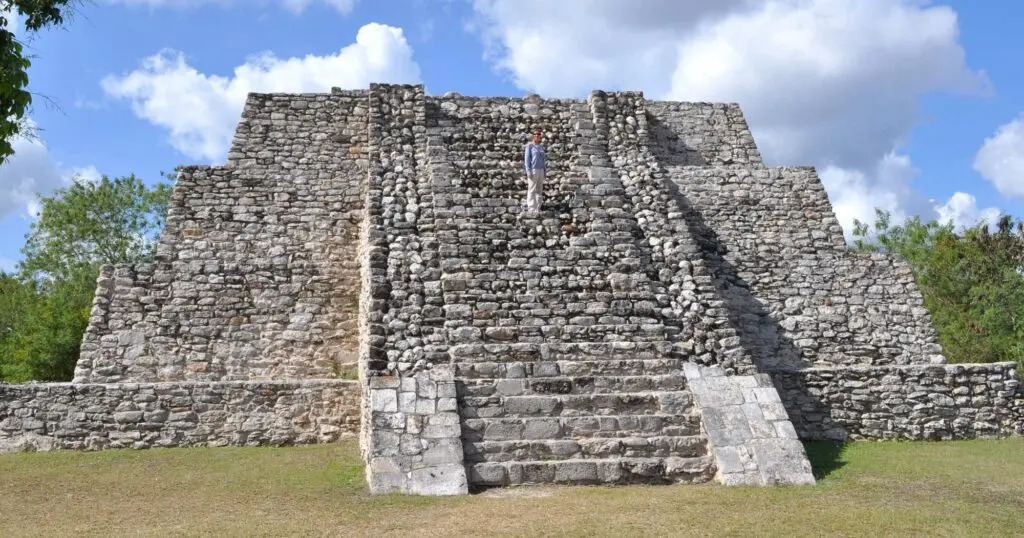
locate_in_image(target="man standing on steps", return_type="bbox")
[523,127,546,212]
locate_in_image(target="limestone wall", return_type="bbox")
[75,91,371,383]
[646,101,763,167]
[595,91,741,370]
[0,380,360,453]
[363,366,467,495]
[772,363,1024,440]
[664,165,942,369]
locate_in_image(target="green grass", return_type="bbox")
[0,439,1022,537]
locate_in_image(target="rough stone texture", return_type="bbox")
[363,365,468,495]
[17,83,1013,496]
[75,90,370,383]
[645,101,764,167]
[0,380,359,453]
[683,363,815,486]
[666,166,944,371]
[773,363,1024,441]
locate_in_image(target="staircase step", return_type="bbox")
[467,456,715,486]
[454,358,686,379]
[461,414,702,442]
[460,391,693,419]
[458,374,686,397]
[464,435,709,463]
[449,341,688,362]
[442,324,670,343]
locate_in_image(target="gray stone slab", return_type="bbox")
[409,463,468,495]
[748,438,816,486]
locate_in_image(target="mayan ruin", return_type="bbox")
[1,83,1021,495]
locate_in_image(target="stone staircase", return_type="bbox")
[363,85,816,494]
[452,342,713,485]
[424,97,714,486]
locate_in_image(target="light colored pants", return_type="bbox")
[526,168,546,211]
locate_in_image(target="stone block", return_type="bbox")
[409,464,468,495]
[772,420,799,440]
[554,461,599,483]
[371,389,398,412]
[702,407,753,446]
[713,446,744,474]
[469,463,508,486]
[415,399,435,415]
[367,456,406,495]
[523,419,562,439]
[695,390,744,407]
[748,439,815,486]
[422,439,464,465]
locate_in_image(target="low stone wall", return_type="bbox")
[772,363,1024,441]
[0,380,360,453]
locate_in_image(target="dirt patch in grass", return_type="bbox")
[0,438,1021,537]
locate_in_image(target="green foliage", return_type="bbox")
[19,174,171,282]
[0,0,79,162]
[0,174,170,382]
[853,209,1024,367]
[0,272,91,382]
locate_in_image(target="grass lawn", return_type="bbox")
[1,438,1022,537]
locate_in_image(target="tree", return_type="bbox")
[0,173,170,382]
[0,271,91,382]
[852,210,1024,367]
[19,174,171,282]
[1,0,80,162]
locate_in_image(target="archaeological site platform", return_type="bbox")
[2,84,1021,495]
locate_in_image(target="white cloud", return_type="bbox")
[0,121,78,221]
[101,23,420,162]
[973,114,1024,200]
[819,152,922,238]
[470,0,989,234]
[934,192,1001,231]
[105,0,356,15]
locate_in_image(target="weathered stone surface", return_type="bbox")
[683,364,816,486]
[773,363,1024,441]
[0,380,360,452]
[363,364,468,496]
[8,83,1014,500]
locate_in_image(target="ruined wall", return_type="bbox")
[595,91,745,372]
[0,379,360,453]
[772,363,1024,440]
[75,91,370,383]
[662,166,941,370]
[646,101,763,167]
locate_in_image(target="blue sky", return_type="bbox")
[1,0,1022,271]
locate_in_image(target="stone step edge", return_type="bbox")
[461,390,692,402]
[463,436,711,463]
[453,358,688,374]
[450,341,682,351]
[460,373,686,384]
[467,456,716,485]
[464,434,709,448]
[461,413,701,425]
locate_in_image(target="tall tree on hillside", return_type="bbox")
[1,0,81,162]
[0,173,171,382]
[852,210,1024,367]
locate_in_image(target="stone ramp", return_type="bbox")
[683,363,815,486]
